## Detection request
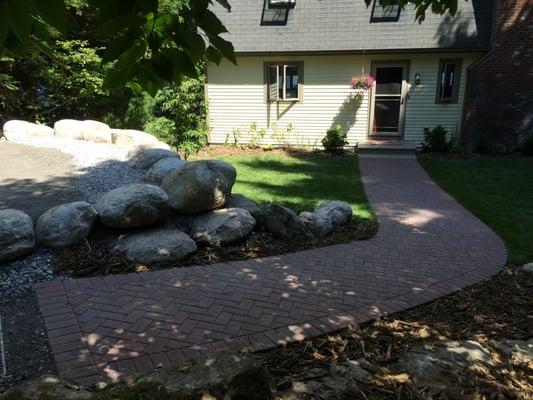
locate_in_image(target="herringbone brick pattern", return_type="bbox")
[35,158,507,385]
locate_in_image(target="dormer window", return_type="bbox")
[261,0,293,25]
[268,0,296,8]
[370,0,401,22]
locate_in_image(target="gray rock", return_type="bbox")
[140,352,271,400]
[0,375,91,400]
[0,209,35,264]
[393,340,493,396]
[263,203,311,239]
[144,157,187,185]
[492,339,532,366]
[315,201,353,227]
[2,120,54,142]
[191,208,256,246]
[227,194,265,225]
[36,202,97,249]
[299,211,334,236]
[113,227,197,264]
[521,262,533,274]
[133,148,179,169]
[95,184,170,228]
[330,359,372,383]
[162,160,237,215]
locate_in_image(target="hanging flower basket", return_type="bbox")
[351,74,375,91]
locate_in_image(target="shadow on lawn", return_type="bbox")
[228,153,370,215]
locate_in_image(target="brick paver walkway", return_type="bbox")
[35,158,507,385]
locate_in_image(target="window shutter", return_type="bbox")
[268,65,279,101]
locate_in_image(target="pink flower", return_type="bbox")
[351,74,375,91]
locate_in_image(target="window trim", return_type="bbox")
[370,0,401,23]
[435,58,462,104]
[263,61,304,103]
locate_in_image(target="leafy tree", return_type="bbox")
[0,0,234,94]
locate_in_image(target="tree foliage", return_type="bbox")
[0,0,234,94]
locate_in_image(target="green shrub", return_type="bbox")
[523,133,533,156]
[144,116,177,146]
[422,125,450,152]
[322,124,348,152]
[176,129,208,159]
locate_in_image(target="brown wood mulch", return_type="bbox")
[259,265,533,400]
[54,219,377,278]
[194,144,354,159]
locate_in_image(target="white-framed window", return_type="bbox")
[265,62,303,102]
[436,59,462,103]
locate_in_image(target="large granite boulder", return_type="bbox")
[315,201,353,227]
[263,203,311,239]
[139,352,271,400]
[0,375,91,400]
[1,353,272,400]
[299,211,334,236]
[226,194,264,225]
[54,119,112,143]
[162,160,237,215]
[392,340,494,397]
[111,129,160,147]
[2,120,54,142]
[144,157,187,185]
[35,202,97,249]
[190,208,256,246]
[113,227,197,264]
[94,184,170,228]
[133,148,180,169]
[0,209,35,264]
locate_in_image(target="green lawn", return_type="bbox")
[203,153,374,221]
[419,155,533,265]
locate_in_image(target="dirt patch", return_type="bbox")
[54,219,378,278]
[259,265,532,399]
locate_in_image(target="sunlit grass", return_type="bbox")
[419,155,533,265]
[199,152,375,220]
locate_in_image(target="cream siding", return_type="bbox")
[207,53,480,146]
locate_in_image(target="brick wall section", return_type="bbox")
[462,0,533,151]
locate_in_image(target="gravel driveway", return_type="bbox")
[0,137,144,392]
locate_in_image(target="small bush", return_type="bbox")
[523,133,533,156]
[144,116,177,145]
[176,129,208,159]
[322,124,348,152]
[422,125,450,152]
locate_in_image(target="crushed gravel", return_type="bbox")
[0,137,144,393]
[10,137,144,203]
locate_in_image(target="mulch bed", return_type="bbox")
[195,144,354,159]
[54,219,377,278]
[259,265,533,399]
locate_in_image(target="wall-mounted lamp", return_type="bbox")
[414,73,421,86]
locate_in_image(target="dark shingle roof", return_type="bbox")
[212,0,493,53]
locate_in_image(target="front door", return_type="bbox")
[369,62,409,137]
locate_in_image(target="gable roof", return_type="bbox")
[212,0,493,54]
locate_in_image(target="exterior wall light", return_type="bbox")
[414,73,421,86]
